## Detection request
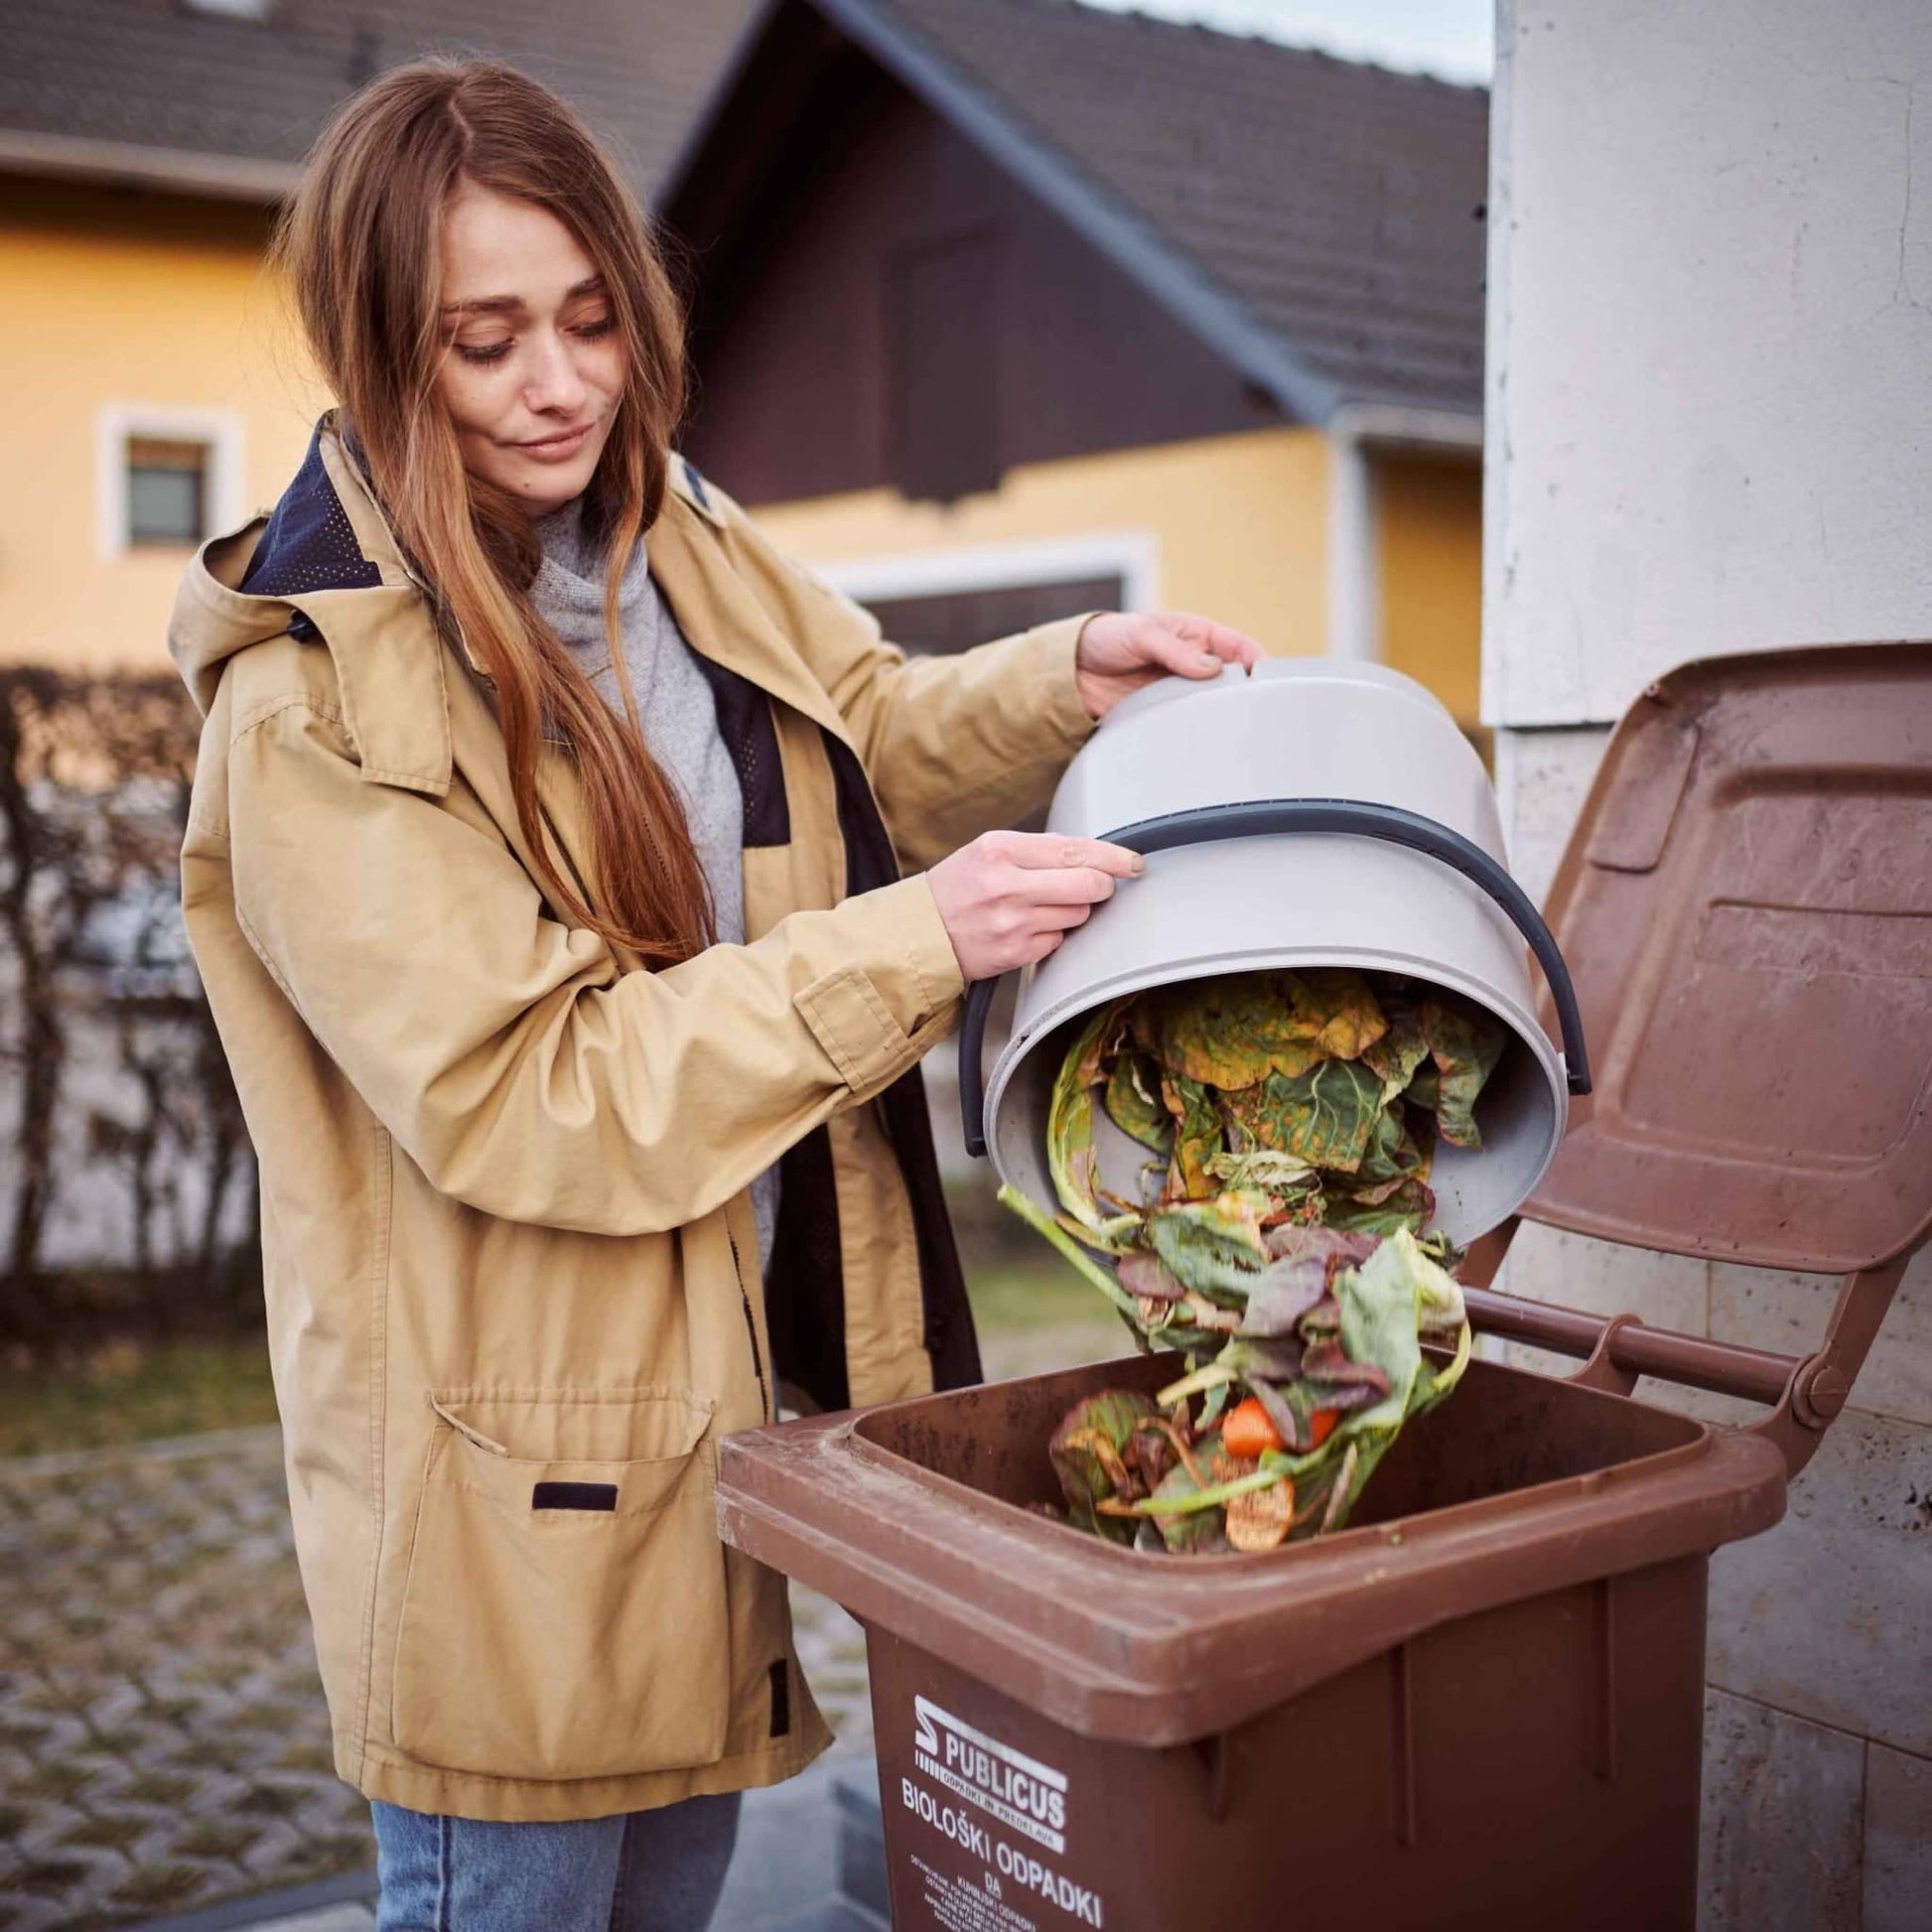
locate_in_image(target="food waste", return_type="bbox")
[1000,969,1506,1555]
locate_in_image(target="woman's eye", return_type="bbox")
[453,339,513,366]
[573,314,617,342]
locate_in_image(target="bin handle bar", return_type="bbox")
[959,797,1591,1161]
[1459,1285,1797,1407]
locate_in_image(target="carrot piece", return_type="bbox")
[1309,1408,1340,1449]
[1221,1396,1285,1459]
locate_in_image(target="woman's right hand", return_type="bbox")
[926,830,1145,982]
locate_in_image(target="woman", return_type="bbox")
[170,59,1259,1931]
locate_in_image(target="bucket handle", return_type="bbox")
[958,797,1592,1160]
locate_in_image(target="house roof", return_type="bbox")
[0,0,753,202]
[668,0,1489,425]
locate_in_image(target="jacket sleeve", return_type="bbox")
[220,696,964,1236]
[711,493,1100,869]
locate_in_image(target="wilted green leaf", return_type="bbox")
[1334,1234,1431,1433]
[1204,1148,1316,1195]
[1362,992,1431,1106]
[1420,997,1507,1150]
[1131,970,1387,1090]
[1294,969,1389,1060]
[1049,1390,1158,1543]
[1159,1071,1225,1199]
[1411,1316,1473,1418]
[1148,1456,1229,1553]
[1322,1178,1437,1235]
[1046,1005,1118,1235]
[1146,1192,1269,1301]
[1347,1100,1434,1202]
[1223,1058,1384,1173]
[1103,1051,1173,1154]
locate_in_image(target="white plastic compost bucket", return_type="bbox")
[958,657,1591,1246]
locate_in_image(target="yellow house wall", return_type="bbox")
[0,198,1484,727]
[1376,451,1484,729]
[742,430,1484,733]
[740,426,1333,662]
[0,185,322,672]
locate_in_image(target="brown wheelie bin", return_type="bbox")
[718,643,1931,1931]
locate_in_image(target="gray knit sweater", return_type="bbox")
[532,496,780,1272]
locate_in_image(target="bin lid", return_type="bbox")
[1525,641,1932,1275]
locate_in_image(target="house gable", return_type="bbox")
[675,54,1282,506]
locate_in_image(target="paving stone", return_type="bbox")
[714,1755,851,1929]
[1863,1741,1932,1932]
[0,1432,369,1931]
[1705,1404,1932,1758]
[790,1587,875,1755]
[1698,1688,1863,1932]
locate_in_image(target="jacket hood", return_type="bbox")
[168,417,399,718]
[169,415,733,723]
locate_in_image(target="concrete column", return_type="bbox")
[1485,2,1932,1923]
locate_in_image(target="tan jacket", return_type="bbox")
[170,418,1093,1821]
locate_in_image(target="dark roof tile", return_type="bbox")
[0,0,753,191]
[859,0,1488,414]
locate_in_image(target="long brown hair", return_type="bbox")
[272,59,714,963]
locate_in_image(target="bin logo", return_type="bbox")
[912,1695,1070,1854]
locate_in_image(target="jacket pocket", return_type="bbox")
[390,1386,728,1782]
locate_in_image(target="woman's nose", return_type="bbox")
[523,331,589,414]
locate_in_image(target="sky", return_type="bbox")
[1072,0,1494,84]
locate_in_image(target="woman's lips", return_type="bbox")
[513,421,596,463]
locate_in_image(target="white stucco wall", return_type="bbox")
[1484,0,1932,728]
[1485,3,1932,1926]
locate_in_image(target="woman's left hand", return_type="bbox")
[1073,612,1266,720]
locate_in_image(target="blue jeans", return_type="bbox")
[370,1792,743,1932]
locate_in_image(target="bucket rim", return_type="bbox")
[983,944,1571,1210]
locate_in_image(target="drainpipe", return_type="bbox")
[1325,404,1484,664]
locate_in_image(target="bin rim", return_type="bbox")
[717,1354,1787,1747]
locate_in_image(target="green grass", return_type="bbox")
[964,1254,1119,1336]
[0,1209,1112,1458]
[0,1341,279,1459]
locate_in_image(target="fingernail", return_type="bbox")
[1130,854,1147,875]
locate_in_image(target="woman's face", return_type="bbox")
[435,184,623,516]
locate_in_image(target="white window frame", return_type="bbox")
[812,529,1161,616]
[97,404,246,560]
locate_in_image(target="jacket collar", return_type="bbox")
[179,414,856,802]
[647,480,857,755]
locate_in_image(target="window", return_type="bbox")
[125,438,209,547]
[97,407,244,558]
[862,577,1125,656]
[817,532,1160,654]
